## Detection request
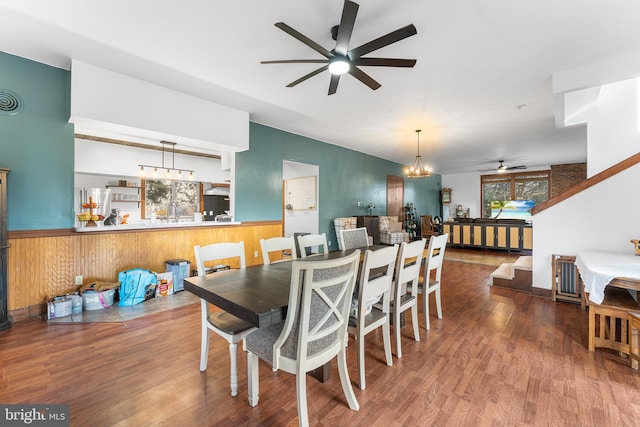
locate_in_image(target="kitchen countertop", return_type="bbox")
[74,220,241,232]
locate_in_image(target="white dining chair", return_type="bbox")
[348,244,398,389]
[260,236,297,265]
[390,238,426,358]
[418,233,448,330]
[246,250,361,427]
[297,233,329,258]
[333,217,358,250]
[193,241,257,397]
[340,227,370,250]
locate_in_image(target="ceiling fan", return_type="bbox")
[478,160,527,173]
[261,0,417,95]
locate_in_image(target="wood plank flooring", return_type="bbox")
[1,249,639,426]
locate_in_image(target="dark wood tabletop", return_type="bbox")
[184,248,371,328]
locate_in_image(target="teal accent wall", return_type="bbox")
[0,51,441,236]
[0,51,75,230]
[236,123,442,250]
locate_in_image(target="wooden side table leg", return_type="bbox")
[588,305,595,352]
[629,312,640,370]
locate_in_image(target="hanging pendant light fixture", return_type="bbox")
[404,129,432,178]
[138,141,194,180]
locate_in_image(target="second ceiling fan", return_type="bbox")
[479,160,527,173]
[261,0,417,95]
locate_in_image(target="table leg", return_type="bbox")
[389,312,406,328]
[308,361,331,383]
[588,304,595,351]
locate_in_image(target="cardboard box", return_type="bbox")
[155,272,174,297]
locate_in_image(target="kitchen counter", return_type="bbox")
[74,220,241,232]
[8,220,283,316]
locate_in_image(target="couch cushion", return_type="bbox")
[389,221,403,232]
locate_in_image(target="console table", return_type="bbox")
[443,219,532,252]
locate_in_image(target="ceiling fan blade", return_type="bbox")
[274,22,332,58]
[334,0,359,56]
[286,65,329,88]
[348,66,381,91]
[352,57,417,67]
[328,74,341,95]
[261,59,328,64]
[348,24,417,59]
[506,165,527,170]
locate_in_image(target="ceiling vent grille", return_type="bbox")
[0,89,24,116]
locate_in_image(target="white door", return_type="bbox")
[283,160,319,238]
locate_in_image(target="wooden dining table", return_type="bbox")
[184,248,378,328]
[184,246,386,382]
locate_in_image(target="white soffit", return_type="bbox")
[553,48,640,95]
[562,87,602,127]
[69,60,249,155]
[553,48,640,129]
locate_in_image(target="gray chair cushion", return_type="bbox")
[342,228,369,250]
[246,321,286,365]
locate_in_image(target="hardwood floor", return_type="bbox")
[1,249,639,426]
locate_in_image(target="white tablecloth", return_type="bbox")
[575,251,640,304]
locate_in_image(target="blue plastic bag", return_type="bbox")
[118,268,157,306]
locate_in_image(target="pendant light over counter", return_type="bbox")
[138,141,194,180]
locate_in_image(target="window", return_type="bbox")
[481,171,549,218]
[143,179,200,219]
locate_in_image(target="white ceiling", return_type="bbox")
[2,0,640,174]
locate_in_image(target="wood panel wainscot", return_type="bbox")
[7,221,282,321]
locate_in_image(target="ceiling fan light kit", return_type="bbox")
[328,58,350,75]
[261,0,417,95]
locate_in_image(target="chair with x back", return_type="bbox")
[246,249,361,427]
[340,227,370,250]
[348,244,398,390]
[260,236,297,265]
[390,238,426,358]
[297,233,329,258]
[193,241,257,397]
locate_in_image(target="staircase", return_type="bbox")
[489,256,532,292]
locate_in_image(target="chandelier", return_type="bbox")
[138,141,194,180]
[404,129,431,178]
